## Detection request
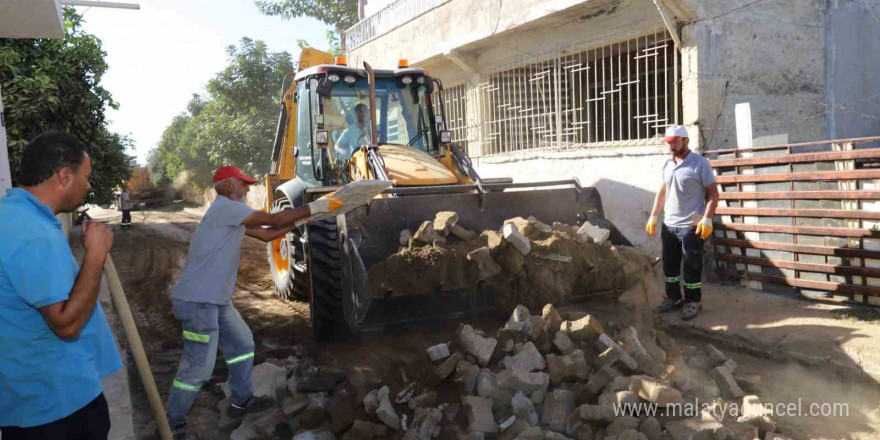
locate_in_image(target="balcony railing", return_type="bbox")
[342,0,451,50]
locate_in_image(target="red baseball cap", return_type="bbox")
[212,165,256,184]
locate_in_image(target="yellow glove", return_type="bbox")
[645,216,658,236]
[695,217,714,240]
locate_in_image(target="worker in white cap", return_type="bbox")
[645,125,719,320]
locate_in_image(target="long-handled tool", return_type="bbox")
[104,255,173,440]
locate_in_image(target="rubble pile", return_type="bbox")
[368,212,655,310]
[228,305,796,440]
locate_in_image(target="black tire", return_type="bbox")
[267,197,308,300]
[306,218,347,341]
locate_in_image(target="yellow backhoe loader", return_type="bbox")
[265,49,630,340]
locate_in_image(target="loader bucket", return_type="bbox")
[327,180,632,334]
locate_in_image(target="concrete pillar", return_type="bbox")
[445,51,487,157]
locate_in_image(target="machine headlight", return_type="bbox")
[440,130,452,144]
[315,130,329,145]
[328,74,340,82]
[416,76,426,84]
[344,75,356,84]
[401,76,413,85]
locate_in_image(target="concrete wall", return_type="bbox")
[825,0,880,140]
[474,147,668,255]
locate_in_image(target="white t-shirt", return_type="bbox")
[118,191,132,211]
[334,124,371,160]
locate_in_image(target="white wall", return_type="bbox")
[474,146,669,255]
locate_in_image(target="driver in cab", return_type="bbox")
[333,103,371,162]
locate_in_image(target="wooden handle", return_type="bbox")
[104,255,174,440]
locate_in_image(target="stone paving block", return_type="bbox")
[638,417,662,440]
[477,368,496,397]
[427,343,451,361]
[460,325,498,367]
[553,329,577,355]
[542,389,575,432]
[596,334,637,370]
[512,391,539,426]
[502,223,532,255]
[431,351,464,384]
[496,369,549,395]
[578,404,616,425]
[547,350,590,385]
[709,365,744,399]
[542,304,564,334]
[636,377,682,406]
[433,211,459,233]
[505,341,546,372]
[468,247,503,280]
[463,396,499,434]
[561,315,605,341]
[451,224,478,241]
[606,417,640,436]
[454,361,480,395]
[376,386,400,430]
[704,344,728,366]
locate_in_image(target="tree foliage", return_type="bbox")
[255,0,359,31]
[148,38,294,189]
[1,8,134,204]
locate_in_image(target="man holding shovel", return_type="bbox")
[164,165,342,440]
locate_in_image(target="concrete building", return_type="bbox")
[343,0,880,254]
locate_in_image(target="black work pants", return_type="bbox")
[0,394,110,440]
[121,210,132,225]
[661,223,704,303]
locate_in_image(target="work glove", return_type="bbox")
[645,216,658,236]
[695,217,714,240]
[307,196,343,215]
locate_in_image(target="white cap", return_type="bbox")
[664,125,688,141]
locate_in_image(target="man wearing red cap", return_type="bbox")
[164,165,341,439]
[645,126,719,320]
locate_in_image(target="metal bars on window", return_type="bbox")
[479,31,679,156]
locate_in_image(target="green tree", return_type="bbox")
[148,38,294,189]
[256,0,356,53]
[0,8,134,204]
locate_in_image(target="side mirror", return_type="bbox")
[315,130,329,149]
[439,130,452,144]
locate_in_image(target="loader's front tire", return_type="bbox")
[306,218,347,341]
[267,197,308,300]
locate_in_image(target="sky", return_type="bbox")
[77,0,332,165]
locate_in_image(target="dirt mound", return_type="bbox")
[368,214,655,310]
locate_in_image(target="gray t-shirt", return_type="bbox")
[661,151,716,228]
[172,195,254,304]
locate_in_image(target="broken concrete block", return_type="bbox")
[504,217,538,236]
[297,377,336,393]
[450,224,478,241]
[413,221,441,243]
[407,391,438,411]
[403,407,443,440]
[542,304,563,333]
[664,412,725,440]
[633,352,665,378]
[468,247,503,280]
[542,389,575,432]
[725,422,759,440]
[560,315,604,341]
[704,344,728,367]
[431,351,464,384]
[496,369,549,394]
[460,325,498,367]
[497,419,529,440]
[636,377,682,406]
[399,229,412,246]
[476,368,496,397]
[553,331,576,355]
[638,417,662,440]
[585,365,619,398]
[281,393,309,419]
[343,420,388,440]
[578,404,616,424]
[251,362,286,401]
[545,431,575,440]
[363,389,379,416]
[619,327,648,358]
[564,410,585,437]
[596,334,637,370]
[763,432,793,440]
[505,341,546,373]
[454,361,480,395]
[596,347,622,368]
[527,215,553,232]
[735,374,762,394]
[576,221,610,245]
[462,396,499,434]
[546,350,590,385]
[606,417,640,436]
[709,365,744,399]
[600,390,641,406]
[497,244,527,273]
[719,358,737,374]
[489,386,515,410]
[502,223,532,255]
[484,230,507,253]
[427,343,451,362]
[506,305,532,329]
[376,386,400,430]
[433,211,459,233]
[529,372,551,404]
[511,391,539,426]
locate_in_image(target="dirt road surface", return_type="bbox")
[90,205,880,440]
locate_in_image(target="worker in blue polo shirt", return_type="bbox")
[0,131,122,440]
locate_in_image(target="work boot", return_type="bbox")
[228,395,275,418]
[681,301,702,320]
[166,422,196,440]
[654,299,682,313]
